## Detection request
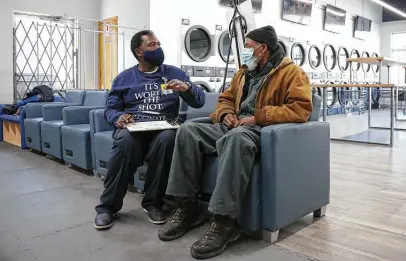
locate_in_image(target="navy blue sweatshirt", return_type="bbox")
[105,64,205,125]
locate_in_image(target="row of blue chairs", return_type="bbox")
[1,89,330,244]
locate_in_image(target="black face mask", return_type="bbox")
[143,47,165,66]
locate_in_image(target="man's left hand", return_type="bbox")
[236,116,256,127]
[166,79,189,92]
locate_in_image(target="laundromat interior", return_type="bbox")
[1,0,406,260]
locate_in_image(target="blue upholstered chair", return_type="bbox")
[24,94,66,152]
[40,90,87,159]
[60,90,108,170]
[91,93,221,184]
[190,94,329,243]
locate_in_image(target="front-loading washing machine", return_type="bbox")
[337,46,350,81]
[216,30,236,67]
[278,36,291,57]
[371,52,381,82]
[361,50,372,82]
[180,18,217,67]
[181,65,215,93]
[214,67,236,93]
[290,40,308,69]
[349,48,362,82]
[322,43,340,115]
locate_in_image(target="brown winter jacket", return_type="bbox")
[210,57,313,127]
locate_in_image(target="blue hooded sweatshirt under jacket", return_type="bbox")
[105,64,206,126]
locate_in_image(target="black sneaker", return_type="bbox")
[143,206,167,225]
[190,215,240,260]
[158,200,204,241]
[94,213,114,230]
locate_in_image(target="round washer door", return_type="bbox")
[350,49,361,72]
[290,42,306,66]
[338,81,351,107]
[338,47,350,72]
[362,51,371,73]
[326,82,338,108]
[323,45,337,72]
[218,31,234,64]
[372,52,380,74]
[185,25,213,62]
[308,45,321,69]
[193,81,212,93]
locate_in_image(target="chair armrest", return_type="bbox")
[260,122,330,232]
[185,117,212,124]
[25,103,48,118]
[63,106,104,125]
[93,109,114,133]
[42,103,80,121]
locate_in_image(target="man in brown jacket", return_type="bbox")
[158,25,313,259]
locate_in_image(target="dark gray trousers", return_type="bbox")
[96,129,176,214]
[166,122,261,218]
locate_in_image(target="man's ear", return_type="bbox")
[135,48,143,59]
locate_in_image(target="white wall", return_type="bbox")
[150,0,382,68]
[100,0,150,72]
[380,20,406,84]
[0,0,101,103]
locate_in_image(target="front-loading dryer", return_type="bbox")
[217,30,235,67]
[180,18,217,67]
[349,48,362,82]
[290,41,307,69]
[337,46,350,81]
[371,52,381,82]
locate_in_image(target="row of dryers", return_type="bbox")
[181,20,236,68]
[182,65,236,93]
[277,37,381,79]
[179,22,381,76]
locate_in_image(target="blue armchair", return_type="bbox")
[193,94,329,243]
[40,90,86,159]
[23,95,65,152]
[91,93,221,185]
[60,90,108,170]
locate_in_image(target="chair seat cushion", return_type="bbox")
[42,120,64,128]
[63,124,91,133]
[26,117,43,124]
[0,114,21,123]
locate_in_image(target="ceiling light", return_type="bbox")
[368,0,406,18]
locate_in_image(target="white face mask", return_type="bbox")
[242,46,262,71]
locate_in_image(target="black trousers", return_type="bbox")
[95,128,176,214]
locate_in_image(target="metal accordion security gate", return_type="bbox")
[13,14,77,100]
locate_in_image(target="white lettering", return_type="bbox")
[138,103,164,111]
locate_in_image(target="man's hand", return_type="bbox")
[115,113,134,129]
[223,114,239,129]
[236,116,255,127]
[165,79,190,92]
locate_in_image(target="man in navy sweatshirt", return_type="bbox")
[94,30,205,230]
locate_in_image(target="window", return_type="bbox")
[391,32,406,50]
[391,50,406,84]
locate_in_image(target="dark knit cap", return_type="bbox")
[246,25,278,51]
